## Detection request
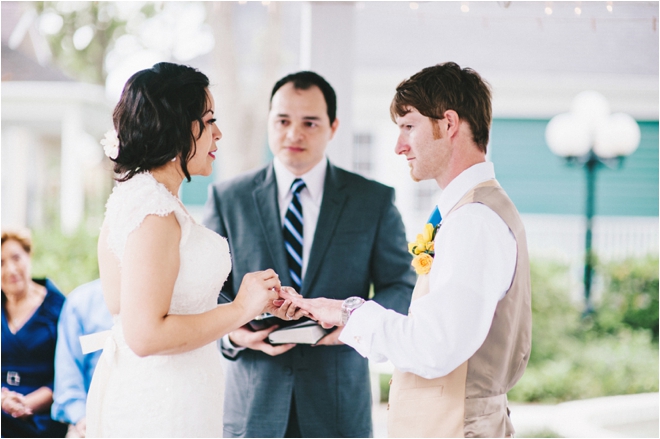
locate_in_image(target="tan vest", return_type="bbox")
[387,180,532,438]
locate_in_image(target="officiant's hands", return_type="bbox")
[228,326,295,356]
[314,327,344,346]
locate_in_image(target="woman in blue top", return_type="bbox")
[1,228,68,438]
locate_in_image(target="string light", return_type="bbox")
[410,2,419,10]
[545,6,552,15]
[606,1,613,12]
[238,0,247,4]
[575,6,582,15]
[261,1,270,5]
[461,3,470,13]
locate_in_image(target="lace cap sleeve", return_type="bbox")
[104,173,192,261]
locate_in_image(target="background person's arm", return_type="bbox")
[52,299,87,424]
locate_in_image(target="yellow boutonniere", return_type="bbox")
[408,222,438,275]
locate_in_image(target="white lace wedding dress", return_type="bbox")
[86,173,231,438]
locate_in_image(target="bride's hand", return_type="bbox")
[234,269,281,320]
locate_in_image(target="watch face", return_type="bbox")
[345,297,364,309]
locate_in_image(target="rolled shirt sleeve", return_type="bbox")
[52,301,88,424]
[52,281,113,425]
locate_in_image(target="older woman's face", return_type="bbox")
[1,240,31,295]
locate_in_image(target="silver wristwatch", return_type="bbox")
[341,296,365,326]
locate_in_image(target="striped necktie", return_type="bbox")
[283,178,306,292]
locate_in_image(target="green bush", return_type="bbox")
[508,328,658,403]
[508,257,659,403]
[593,256,659,340]
[31,225,100,295]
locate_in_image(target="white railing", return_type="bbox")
[522,214,659,263]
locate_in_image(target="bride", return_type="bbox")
[86,62,292,437]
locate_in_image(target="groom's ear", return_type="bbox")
[443,110,460,139]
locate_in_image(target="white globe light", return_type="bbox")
[545,113,592,157]
[593,113,641,158]
[571,90,610,139]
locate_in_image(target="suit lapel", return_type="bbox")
[253,164,290,285]
[302,163,347,297]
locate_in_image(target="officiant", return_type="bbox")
[203,71,415,438]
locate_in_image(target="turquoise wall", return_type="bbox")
[490,119,659,217]
[181,174,214,206]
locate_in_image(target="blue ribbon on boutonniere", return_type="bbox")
[427,206,442,229]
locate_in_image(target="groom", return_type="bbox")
[203,71,415,437]
[286,62,532,438]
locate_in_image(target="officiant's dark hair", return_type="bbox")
[111,62,210,182]
[270,71,337,125]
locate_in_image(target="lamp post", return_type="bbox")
[545,91,641,315]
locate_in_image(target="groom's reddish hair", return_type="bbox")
[390,62,492,153]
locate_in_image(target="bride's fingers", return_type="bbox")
[261,269,279,280]
[262,277,281,291]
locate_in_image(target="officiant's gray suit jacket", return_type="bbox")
[203,160,415,438]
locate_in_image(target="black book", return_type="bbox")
[218,292,330,344]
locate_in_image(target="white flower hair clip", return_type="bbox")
[101,129,120,160]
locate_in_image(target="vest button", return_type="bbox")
[387,403,390,410]
[389,378,393,386]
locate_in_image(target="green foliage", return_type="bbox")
[34,2,158,84]
[593,256,659,340]
[31,225,100,295]
[508,258,659,403]
[379,373,391,403]
[508,328,658,403]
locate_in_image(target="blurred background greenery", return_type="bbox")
[31,224,100,294]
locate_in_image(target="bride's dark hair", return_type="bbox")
[111,62,210,182]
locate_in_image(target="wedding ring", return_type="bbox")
[287,315,293,320]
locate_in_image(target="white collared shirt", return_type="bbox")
[339,162,517,379]
[273,156,326,279]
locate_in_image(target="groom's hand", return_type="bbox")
[228,325,295,356]
[282,292,343,328]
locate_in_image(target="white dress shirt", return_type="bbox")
[339,162,517,379]
[273,157,326,278]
